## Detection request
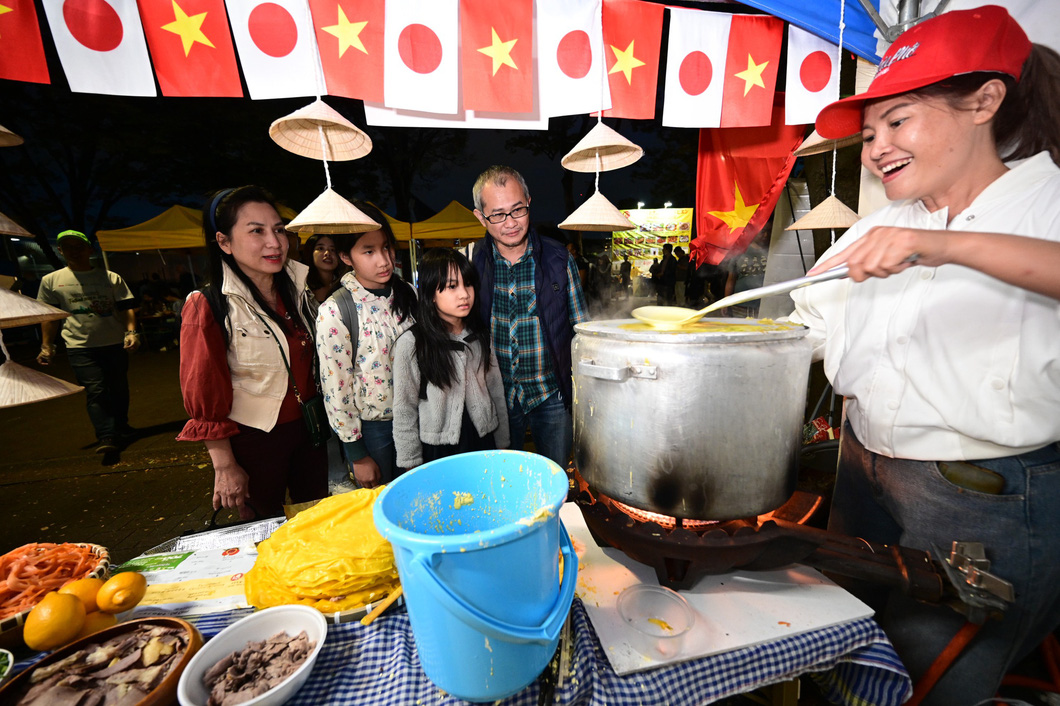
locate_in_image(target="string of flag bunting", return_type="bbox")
[1,0,846,129]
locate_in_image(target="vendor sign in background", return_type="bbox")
[612,206,693,274]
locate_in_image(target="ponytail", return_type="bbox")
[995,44,1060,166]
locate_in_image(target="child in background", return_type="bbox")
[315,201,417,488]
[392,248,509,468]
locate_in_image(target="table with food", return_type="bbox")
[0,450,912,706]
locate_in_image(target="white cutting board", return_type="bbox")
[561,503,875,675]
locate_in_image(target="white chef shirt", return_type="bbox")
[789,152,1060,461]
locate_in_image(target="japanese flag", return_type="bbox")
[383,0,458,114]
[662,7,729,128]
[538,0,610,118]
[225,0,320,99]
[785,24,840,126]
[41,0,156,96]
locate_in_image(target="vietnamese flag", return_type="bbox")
[0,0,50,83]
[720,14,783,128]
[460,0,532,113]
[693,99,803,266]
[600,0,662,120]
[139,0,242,97]
[310,0,383,102]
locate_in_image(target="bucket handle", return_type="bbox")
[411,522,578,645]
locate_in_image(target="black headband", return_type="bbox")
[206,188,236,237]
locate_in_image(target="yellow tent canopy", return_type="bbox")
[411,201,485,247]
[97,203,300,252]
[96,205,204,252]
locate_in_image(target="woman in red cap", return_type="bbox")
[790,6,1060,703]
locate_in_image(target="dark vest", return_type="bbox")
[473,229,575,410]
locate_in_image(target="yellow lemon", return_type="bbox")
[23,592,86,652]
[76,611,118,640]
[96,572,147,614]
[58,577,105,613]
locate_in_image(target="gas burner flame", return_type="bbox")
[611,499,721,530]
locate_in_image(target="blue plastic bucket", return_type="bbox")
[373,450,577,702]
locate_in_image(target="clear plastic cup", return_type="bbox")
[616,584,695,659]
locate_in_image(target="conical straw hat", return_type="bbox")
[0,123,23,148]
[561,122,643,173]
[0,360,83,409]
[793,129,861,157]
[559,191,635,232]
[285,188,382,234]
[786,194,861,231]
[0,288,69,329]
[269,99,372,162]
[0,210,32,238]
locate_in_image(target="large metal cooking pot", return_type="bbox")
[572,319,812,521]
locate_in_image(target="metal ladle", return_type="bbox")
[631,265,851,330]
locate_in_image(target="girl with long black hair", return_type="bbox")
[392,248,508,468]
[315,200,417,488]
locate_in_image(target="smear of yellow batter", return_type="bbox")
[648,618,674,633]
[453,492,474,509]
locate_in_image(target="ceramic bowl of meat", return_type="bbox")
[0,617,202,706]
[177,605,327,706]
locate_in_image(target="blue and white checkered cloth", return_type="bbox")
[9,600,910,705]
[186,599,910,706]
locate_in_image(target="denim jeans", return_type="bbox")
[67,344,129,441]
[360,419,402,484]
[507,392,573,469]
[829,421,1060,705]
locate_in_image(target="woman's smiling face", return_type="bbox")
[860,93,979,210]
[217,201,287,281]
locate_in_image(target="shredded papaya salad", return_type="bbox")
[0,543,102,620]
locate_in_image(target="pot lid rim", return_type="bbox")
[574,319,809,343]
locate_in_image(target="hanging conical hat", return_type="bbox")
[793,129,861,157]
[0,360,83,409]
[285,188,382,234]
[0,123,23,148]
[785,195,861,231]
[269,99,372,161]
[0,210,33,238]
[0,288,69,329]
[561,122,643,173]
[559,191,635,232]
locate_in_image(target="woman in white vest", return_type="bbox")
[178,186,327,519]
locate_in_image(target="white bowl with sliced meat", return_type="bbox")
[177,605,327,706]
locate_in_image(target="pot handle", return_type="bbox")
[577,359,656,381]
[410,523,578,645]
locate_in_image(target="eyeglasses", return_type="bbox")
[482,205,530,224]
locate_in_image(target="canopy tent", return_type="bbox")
[96,205,204,252]
[411,201,485,248]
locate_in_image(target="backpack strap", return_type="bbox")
[333,286,359,347]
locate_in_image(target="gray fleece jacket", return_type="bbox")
[392,328,510,468]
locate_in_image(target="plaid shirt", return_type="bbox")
[490,238,589,412]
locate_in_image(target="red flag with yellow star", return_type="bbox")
[720,14,782,128]
[599,0,662,120]
[693,98,803,266]
[139,0,242,96]
[460,0,532,113]
[311,0,383,102]
[0,0,49,84]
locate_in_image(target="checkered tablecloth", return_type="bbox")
[186,599,911,706]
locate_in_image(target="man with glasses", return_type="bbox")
[471,165,589,468]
